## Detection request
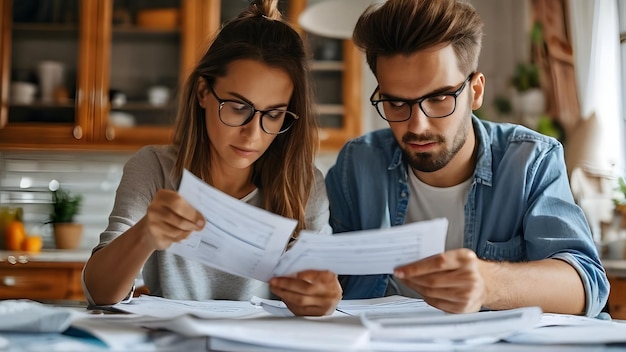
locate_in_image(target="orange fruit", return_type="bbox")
[5,221,26,251]
[22,236,43,252]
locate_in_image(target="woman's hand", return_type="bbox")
[270,270,342,316]
[140,189,205,251]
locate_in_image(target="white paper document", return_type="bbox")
[69,314,155,351]
[335,295,444,318]
[169,169,298,282]
[504,313,626,344]
[170,169,447,282]
[112,295,269,319]
[247,295,440,318]
[272,218,448,277]
[139,315,370,351]
[361,306,542,343]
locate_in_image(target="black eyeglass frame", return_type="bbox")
[370,72,475,122]
[205,81,299,135]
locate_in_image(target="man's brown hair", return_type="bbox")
[353,0,484,76]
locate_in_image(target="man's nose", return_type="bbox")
[406,103,430,132]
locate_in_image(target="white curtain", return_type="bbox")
[620,1,626,173]
[568,0,624,174]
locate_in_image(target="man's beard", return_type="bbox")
[401,113,470,173]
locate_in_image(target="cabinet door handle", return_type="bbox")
[106,126,115,141]
[0,106,7,128]
[73,125,83,140]
[2,276,16,286]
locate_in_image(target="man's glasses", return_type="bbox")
[207,83,299,135]
[370,73,475,122]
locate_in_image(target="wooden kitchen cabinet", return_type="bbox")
[286,1,363,151]
[603,260,626,320]
[608,275,626,320]
[0,0,219,151]
[0,259,85,300]
[307,36,363,151]
[0,0,361,152]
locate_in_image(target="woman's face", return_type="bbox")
[198,59,294,174]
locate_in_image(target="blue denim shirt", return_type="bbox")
[325,116,609,317]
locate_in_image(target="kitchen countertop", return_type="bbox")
[0,249,91,263]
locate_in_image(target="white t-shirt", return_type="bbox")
[406,170,472,251]
[388,169,472,298]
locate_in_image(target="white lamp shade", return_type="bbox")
[298,0,384,39]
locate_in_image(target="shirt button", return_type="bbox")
[401,191,407,197]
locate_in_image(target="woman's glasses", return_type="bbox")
[207,84,299,135]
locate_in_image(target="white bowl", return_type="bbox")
[10,81,37,104]
[109,112,136,127]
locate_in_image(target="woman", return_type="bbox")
[83,0,341,317]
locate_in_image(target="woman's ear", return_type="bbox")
[197,77,209,108]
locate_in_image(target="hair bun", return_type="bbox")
[249,0,282,21]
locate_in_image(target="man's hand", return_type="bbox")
[270,270,342,316]
[394,248,487,313]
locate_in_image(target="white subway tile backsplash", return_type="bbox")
[0,151,133,250]
[4,160,40,172]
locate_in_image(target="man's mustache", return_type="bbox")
[402,132,444,144]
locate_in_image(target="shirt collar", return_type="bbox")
[471,115,493,186]
[389,146,404,171]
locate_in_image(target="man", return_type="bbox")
[325,0,608,317]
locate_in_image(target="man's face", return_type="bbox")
[375,45,484,175]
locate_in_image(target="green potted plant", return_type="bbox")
[512,21,543,92]
[612,177,626,226]
[50,187,83,249]
[511,62,545,129]
[510,20,545,129]
[511,62,541,92]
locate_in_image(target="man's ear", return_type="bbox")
[197,77,209,108]
[470,72,485,110]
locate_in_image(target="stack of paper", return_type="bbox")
[362,307,542,346]
[504,313,626,344]
[142,315,370,351]
[104,295,543,351]
[84,294,626,351]
[112,295,270,319]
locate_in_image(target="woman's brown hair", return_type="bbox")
[353,0,484,77]
[172,0,317,233]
